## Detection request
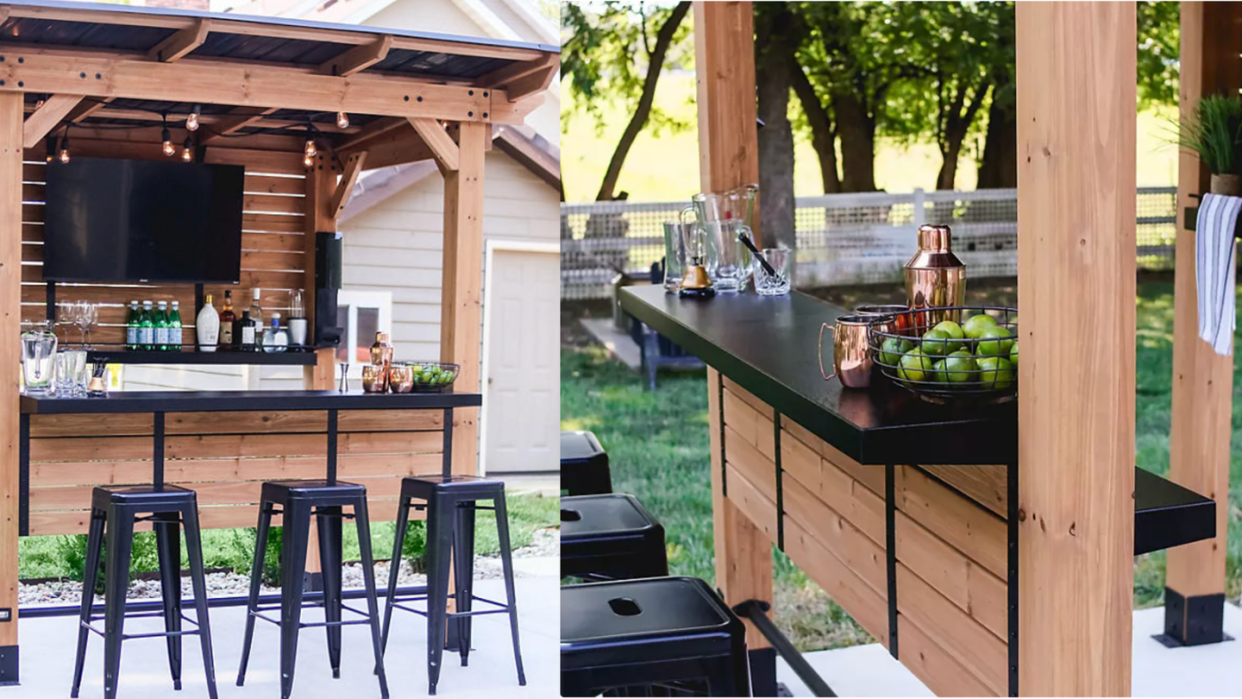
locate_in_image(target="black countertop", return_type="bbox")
[20,389,482,414]
[620,284,1017,465]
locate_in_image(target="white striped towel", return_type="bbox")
[1196,193,1242,355]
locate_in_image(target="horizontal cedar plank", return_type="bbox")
[896,563,1007,695]
[783,476,887,598]
[898,615,997,697]
[22,163,46,181]
[244,176,306,196]
[783,516,889,647]
[723,424,776,502]
[779,415,884,494]
[204,149,306,174]
[22,284,196,306]
[167,433,327,459]
[241,214,305,232]
[722,388,775,462]
[920,464,1007,518]
[724,463,778,544]
[780,428,884,545]
[241,250,305,272]
[242,232,303,253]
[30,413,154,438]
[28,496,421,535]
[722,378,774,417]
[165,411,327,435]
[31,474,406,511]
[967,558,1008,641]
[897,466,1007,579]
[338,410,444,432]
[242,194,304,215]
[31,436,153,462]
[342,431,444,455]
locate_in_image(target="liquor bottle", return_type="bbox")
[249,288,263,328]
[125,300,139,351]
[219,290,236,351]
[263,312,288,353]
[169,301,183,351]
[155,301,170,351]
[139,300,155,351]
[196,294,220,353]
[239,310,256,352]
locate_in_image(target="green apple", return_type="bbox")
[942,350,978,383]
[976,357,1015,389]
[878,336,913,367]
[898,348,934,382]
[1009,341,1018,367]
[963,313,999,339]
[977,325,1014,358]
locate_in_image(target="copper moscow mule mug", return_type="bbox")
[818,314,874,388]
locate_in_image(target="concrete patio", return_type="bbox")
[777,604,1242,697]
[5,563,559,699]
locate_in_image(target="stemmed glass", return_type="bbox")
[70,301,97,348]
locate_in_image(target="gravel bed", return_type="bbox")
[19,528,558,608]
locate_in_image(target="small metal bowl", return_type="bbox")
[388,365,415,393]
[361,365,388,393]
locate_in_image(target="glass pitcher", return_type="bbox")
[22,321,58,395]
[681,183,759,231]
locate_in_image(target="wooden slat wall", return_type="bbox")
[19,150,310,346]
[26,408,443,535]
[721,377,1009,698]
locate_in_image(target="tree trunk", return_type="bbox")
[977,81,1018,189]
[833,89,876,192]
[790,59,840,194]
[936,142,961,190]
[755,3,797,249]
[594,1,691,202]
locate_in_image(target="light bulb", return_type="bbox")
[303,154,314,168]
[58,147,70,164]
[162,126,174,156]
[336,111,349,129]
[186,105,200,132]
[181,137,193,162]
[304,138,317,157]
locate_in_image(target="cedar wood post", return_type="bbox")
[694,0,772,659]
[1165,0,1240,646]
[1016,3,1136,695]
[0,92,22,681]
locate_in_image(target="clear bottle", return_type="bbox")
[263,312,288,353]
[169,301,183,351]
[139,300,155,351]
[125,300,139,351]
[196,294,220,353]
[155,300,170,351]
[239,310,256,352]
[248,288,263,329]
[219,290,235,351]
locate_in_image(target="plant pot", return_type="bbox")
[1210,173,1241,196]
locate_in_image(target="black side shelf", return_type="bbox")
[1135,467,1216,555]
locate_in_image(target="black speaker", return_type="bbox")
[315,231,343,347]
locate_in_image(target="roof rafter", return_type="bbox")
[319,35,392,77]
[148,18,211,63]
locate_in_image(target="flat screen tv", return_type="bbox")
[43,157,245,284]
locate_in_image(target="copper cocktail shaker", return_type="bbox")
[904,224,965,328]
[370,332,394,390]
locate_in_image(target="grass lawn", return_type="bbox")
[561,277,1242,652]
[18,492,560,583]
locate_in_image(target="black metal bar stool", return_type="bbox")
[381,474,525,695]
[235,480,389,699]
[561,493,668,580]
[561,577,751,697]
[69,485,219,699]
[560,430,612,495]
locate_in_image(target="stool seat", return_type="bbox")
[561,494,668,580]
[560,431,612,496]
[402,473,503,501]
[560,577,750,697]
[260,479,367,508]
[91,484,197,509]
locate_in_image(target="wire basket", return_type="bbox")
[401,361,460,393]
[867,306,1018,404]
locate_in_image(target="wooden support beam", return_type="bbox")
[409,118,460,172]
[694,1,761,244]
[329,151,367,219]
[0,91,22,665]
[65,97,110,125]
[440,120,486,477]
[21,94,83,149]
[479,53,557,101]
[320,35,392,76]
[694,1,772,655]
[337,117,408,153]
[148,18,210,63]
[200,108,279,145]
[1166,0,1239,641]
[1016,3,1136,695]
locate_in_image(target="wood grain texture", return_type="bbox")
[723,424,775,502]
[780,427,884,545]
[722,386,775,461]
[1167,0,1237,600]
[783,476,886,598]
[897,466,1006,579]
[1016,3,1137,694]
[724,462,778,544]
[898,615,997,697]
[783,515,888,647]
[0,92,22,647]
[918,464,1007,518]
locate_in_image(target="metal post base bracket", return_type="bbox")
[1154,588,1234,648]
[0,645,17,686]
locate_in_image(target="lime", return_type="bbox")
[942,350,978,383]
[921,328,962,357]
[932,320,965,341]
[879,337,913,367]
[963,313,998,339]
[977,325,1014,358]
[409,365,423,373]
[898,348,934,382]
[443,370,455,382]
[931,359,948,383]
[1010,341,1019,367]
[977,357,1015,389]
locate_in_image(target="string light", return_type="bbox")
[58,129,71,164]
[181,136,194,162]
[45,135,56,163]
[304,138,317,158]
[336,111,349,129]
[186,104,201,132]
[161,114,175,157]
[303,152,314,168]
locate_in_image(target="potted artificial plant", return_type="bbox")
[1178,94,1242,195]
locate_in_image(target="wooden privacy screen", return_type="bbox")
[26,409,444,535]
[19,149,310,344]
[720,378,1008,697]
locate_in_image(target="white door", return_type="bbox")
[482,247,559,473]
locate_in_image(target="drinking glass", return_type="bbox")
[752,248,792,296]
[54,350,79,395]
[661,221,693,292]
[700,220,753,292]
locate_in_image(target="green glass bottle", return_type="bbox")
[169,301,183,352]
[139,300,155,351]
[125,300,139,351]
[155,301,170,351]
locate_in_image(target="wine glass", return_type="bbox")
[82,302,97,348]
[70,301,92,347]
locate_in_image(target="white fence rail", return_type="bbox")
[561,186,1179,300]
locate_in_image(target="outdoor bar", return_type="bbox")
[0,0,557,688]
[618,2,1230,696]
